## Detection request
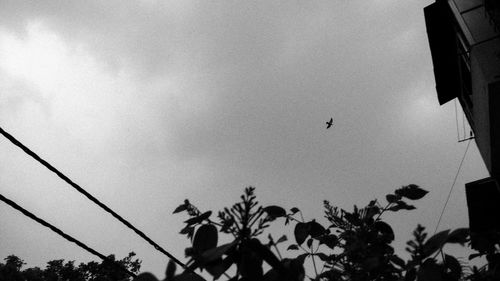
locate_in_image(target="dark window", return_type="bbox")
[424,2,462,105]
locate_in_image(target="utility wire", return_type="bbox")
[455,99,460,141]
[433,139,472,234]
[0,126,188,271]
[0,192,137,279]
[462,110,466,140]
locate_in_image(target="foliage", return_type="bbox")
[134,185,499,281]
[0,252,141,281]
[5,186,499,281]
[172,186,303,281]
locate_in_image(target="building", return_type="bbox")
[424,0,500,247]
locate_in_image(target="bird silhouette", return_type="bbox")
[326,118,333,129]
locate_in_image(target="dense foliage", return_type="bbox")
[4,186,499,281]
[140,186,498,281]
[0,252,140,281]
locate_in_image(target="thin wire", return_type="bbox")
[462,110,466,140]
[433,139,472,234]
[454,99,460,141]
[0,126,189,272]
[0,192,137,279]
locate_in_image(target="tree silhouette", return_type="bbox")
[134,185,498,281]
[4,186,499,281]
[0,252,141,281]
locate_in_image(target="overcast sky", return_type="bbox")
[0,0,490,277]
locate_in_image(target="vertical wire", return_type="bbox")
[455,99,460,141]
[462,109,466,140]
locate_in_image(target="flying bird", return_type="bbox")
[326,118,333,129]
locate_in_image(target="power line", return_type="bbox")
[0,192,137,279]
[0,126,188,272]
[433,139,472,234]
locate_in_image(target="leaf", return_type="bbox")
[306,238,313,249]
[173,204,188,214]
[262,268,280,281]
[134,273,159,281]
[314,253,329,262]
[404,267,417,281]
[263,206,287,219]
[368,199,377,207]
[245,239,282,273]
[199,241,237,264]
[446,228,469,245]
[395,184,428,200]
[387,205,400,212]
[388,201,416,212]
[318,269,343,281]
[469,253,483,260]
[198,211,212,220]
[390,255,405,268]
[193,224,218,254]
[417,259,443,281]
[318,234,338,249]
[180,226,195,237]
[240,248,263,280]
[444,254,461,280]
[397,201,416,210]
[374,221,395,242]
[287,244,299,250]
[343,211,361,225]
[295,253,309,264]
[276,235,287,244]
[186,241,237,275]
[423,230,450,257]
[184,211,212,226]
[294,222,310,245]
[364,205,380,220]
[238,252,261,280]
[205,255,234,279]
[165,260,177,281]
[386,194,399,203]
[290,207,300,214]
[172,272,206,281]
[308,220,326,238]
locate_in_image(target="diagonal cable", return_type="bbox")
[0,126,187,270]
[0,192,137,278]
[433,139,472,234]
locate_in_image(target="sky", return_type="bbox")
[0,0,491,278]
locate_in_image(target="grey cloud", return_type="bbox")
[0,70,50,117]
[0,0,439,203]
[2,0,480,276]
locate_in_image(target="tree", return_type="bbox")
[0,252,141,281]
[134,185,498,281]
[5,186,499,281]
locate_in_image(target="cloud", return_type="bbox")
[1,0,482,276]
[0,0,445,223]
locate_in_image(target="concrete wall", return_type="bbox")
[470,35,500,175]
[449,0,500,175]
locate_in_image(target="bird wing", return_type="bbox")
[326,118,333,128]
